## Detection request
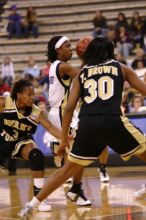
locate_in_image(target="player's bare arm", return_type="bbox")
[59,62,80,78]
[38,111,62,140]
[121,63,146,95]
[0,97,6,112]
[61,76,80,143]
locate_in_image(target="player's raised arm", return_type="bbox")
[59,62,80,78]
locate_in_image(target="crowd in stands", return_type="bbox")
[92,10,146,58]
[7,4,39,39]
[92,9,146,114]
[0,55,50,108]
[1,5,146,116]
[0,0,7,21]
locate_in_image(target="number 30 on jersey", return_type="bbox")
[83,76,114,103]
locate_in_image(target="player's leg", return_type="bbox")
[18,160,85,218]
[98,147,110,182]
[12,140,51,212]
[109,116,146,200]
[50,109,91,206]
[66,166,91,206]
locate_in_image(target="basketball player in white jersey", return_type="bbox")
[46,35,91,206]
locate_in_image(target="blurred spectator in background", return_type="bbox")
[131,48,146,69]
[1,56,15,87]
[33,78,47,104]
[142,16,146,35]
[115,52,127,65]
[23,57,40,78]
[0,0,7,22]
[41,61,51,77]
[22,7,39,38]
[92,10,108,38]
[134,60,146,80]
[122,81,137,113]
[39,61,50,94]
[7,4,22,39]
[129,94,145,113]
[130,11,144,50]
[115,26,133,58]
[23,73,34,82]
[0,78,11,95]
[115,12,129,34]
[106,28,116,41]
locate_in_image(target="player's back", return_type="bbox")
[79,59,124,116]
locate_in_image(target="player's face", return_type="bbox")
[59,41,72,61]
[18,86,34,107]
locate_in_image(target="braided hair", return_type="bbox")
[82,36,115,66]
[11,79,32,101]
[47,35,63,62]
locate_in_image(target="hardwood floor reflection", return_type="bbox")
[0,166,146,219]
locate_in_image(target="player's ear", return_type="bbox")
[17,93,21,100]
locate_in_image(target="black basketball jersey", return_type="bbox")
[79,60,124,116]
[0,97,41,143]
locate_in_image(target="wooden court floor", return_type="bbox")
[0,166,146,219]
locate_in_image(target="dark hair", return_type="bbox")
[11,79,32,100]
[47,36,63,62]
[82,36,115,66]
[131,94,144,107]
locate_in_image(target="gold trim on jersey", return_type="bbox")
[60,91,68,116]
[61,77,71,87]
[5,96,15,110]
[4,97,41,124]
[12,139,36,159]
[68,154,94,166]
[29,104,41,124]
[120,116,146,161]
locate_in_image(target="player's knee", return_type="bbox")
[28,148,44,171]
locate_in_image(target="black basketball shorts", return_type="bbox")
[68,115,146,166]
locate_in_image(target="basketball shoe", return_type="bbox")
[134,184,146,199]
[66,182,92,206]
[98,164,110,183]
[37,199,52,212]
[17,203,33,218]
[17,199,52,218]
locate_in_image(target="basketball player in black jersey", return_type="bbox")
[43,35,91,206]
[18,36,146,218]
[0,79,63,212]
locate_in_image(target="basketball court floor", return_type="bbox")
[0,166,146,220]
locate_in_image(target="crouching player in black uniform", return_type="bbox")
[0,79,62,212]
[18,36,146,218]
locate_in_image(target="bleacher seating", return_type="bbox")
[0,0,146,76]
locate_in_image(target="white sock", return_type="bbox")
[29,197,41,207]
[34,178,44,188]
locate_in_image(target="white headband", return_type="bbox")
[55,36,69,49]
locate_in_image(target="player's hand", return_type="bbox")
[57,140,70,157]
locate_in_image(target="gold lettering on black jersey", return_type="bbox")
[88,65,118,77]
[0,129,19,142]
[4,119,32,131]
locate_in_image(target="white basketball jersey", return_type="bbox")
[48,60,71,110]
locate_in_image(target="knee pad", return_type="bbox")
[28,148,44,171]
